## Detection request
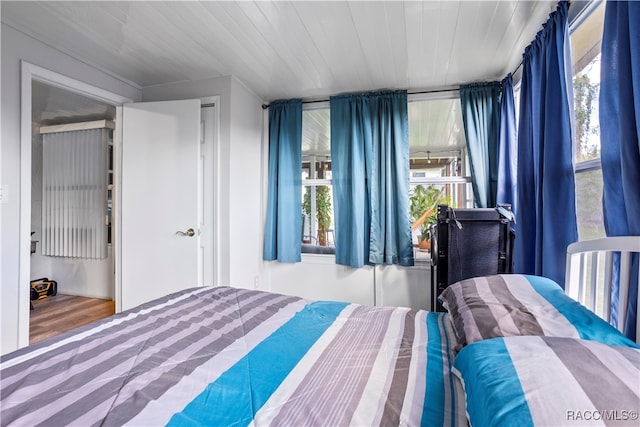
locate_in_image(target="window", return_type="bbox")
[298,96,472,259]
[571,1,606,241]
[301,105,335,253]
[569,2,607,301]
[408,96,473,261]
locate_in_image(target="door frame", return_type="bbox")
[114,97,220,311]
[19,63,221,348]
[19,61,133,348]
[198,96,221,289]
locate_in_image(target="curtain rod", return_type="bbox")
[511,60,524,79]
[261,88,459,109]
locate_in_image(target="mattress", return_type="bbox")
[1,286,465,427]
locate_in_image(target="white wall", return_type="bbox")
[30,247,115,299]
[266,256,432,309]
[1,23,141,354]
[227,77,265,289]
[267,255,376,305]
[376,262,431,309]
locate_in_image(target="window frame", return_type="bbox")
[301,102,335,255]
[570,0,604,168]
[408,91,474,262]
[299,94,475,261]
[570,0,606,242]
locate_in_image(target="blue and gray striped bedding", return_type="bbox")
[0,286,465,427]
[453,336,640,427]
[439,274,638,348]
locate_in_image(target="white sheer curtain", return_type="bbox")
[42,128,109,259]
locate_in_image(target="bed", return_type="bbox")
[0,287,465,426]
[1,236,638,426]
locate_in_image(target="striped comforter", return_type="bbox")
[1,286,465,427]
[453,336,640,427]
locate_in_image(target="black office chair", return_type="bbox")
[430,204,515,311]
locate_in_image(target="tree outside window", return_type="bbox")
[574,56,600,163]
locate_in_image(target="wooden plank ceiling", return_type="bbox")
[2,1,558,101]
[3,1,564,160]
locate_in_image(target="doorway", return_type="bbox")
[31,80,117,294]
[29,81,119,343]
[20,63,218,348]
[19,62,133,348]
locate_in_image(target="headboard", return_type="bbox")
[565,236,640,344]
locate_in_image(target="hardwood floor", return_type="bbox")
[30,294,115,345]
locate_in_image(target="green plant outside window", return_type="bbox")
[302,186,332,246]
[409,184,450,243]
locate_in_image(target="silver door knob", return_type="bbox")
[176,228,195,237]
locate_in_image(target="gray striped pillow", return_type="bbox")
[439,274,636,348]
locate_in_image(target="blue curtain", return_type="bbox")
[599,0,640,338]
[513,1,577,286]
[460,82,501,208]
[497,74,518,214]
[263,99,303,263]
[330,90,414,268]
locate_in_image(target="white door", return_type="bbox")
[120,99,201,311]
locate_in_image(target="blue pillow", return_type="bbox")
[453,336,640,427]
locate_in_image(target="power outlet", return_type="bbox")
[253,276,260,289]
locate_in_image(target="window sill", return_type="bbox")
[301,244,336,255]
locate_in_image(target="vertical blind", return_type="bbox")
[42,128,109,259]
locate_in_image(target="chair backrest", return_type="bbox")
[565,236,640,344]
[431,204,514,311]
